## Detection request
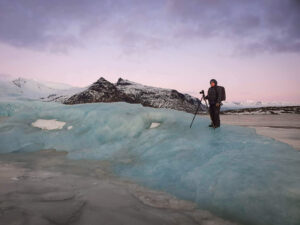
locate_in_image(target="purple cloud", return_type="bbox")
[0,0,299,54]
[166,0,300,54]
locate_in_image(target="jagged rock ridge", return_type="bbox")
[222,106,300,115]
[64,77,204,114]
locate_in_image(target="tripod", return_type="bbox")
[189,90,213,128]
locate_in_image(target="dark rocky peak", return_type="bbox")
[64,76,204,113]
[170,89,185,100]
[96,77,108,83]
[116,78,136,86]
[89,77,116,91]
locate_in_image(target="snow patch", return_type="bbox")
[149,122,160,129]
[31,119,66,130]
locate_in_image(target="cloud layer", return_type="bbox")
[0,0,299,54]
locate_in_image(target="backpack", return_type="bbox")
[217,86,226,101]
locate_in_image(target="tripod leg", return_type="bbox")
[190,100,201,128]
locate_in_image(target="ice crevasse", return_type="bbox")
[0,100,299,225]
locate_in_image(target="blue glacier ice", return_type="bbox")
[0,100,299,225]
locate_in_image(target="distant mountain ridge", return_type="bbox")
[222,106,300,115]
[64,77,204,114]
[1,75,298,114]
[0,76,84,101]
[222,100,299,110]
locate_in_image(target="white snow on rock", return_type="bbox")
[67,126,73,130]
[64,77,202,114]
[31,119,66,130]
[149,122,160,129]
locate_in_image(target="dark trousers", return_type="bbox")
[209,105,220,127]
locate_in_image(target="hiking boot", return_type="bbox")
[208,124,214,127]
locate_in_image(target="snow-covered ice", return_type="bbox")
[149,122,160,129]
[0,99,299,225]
[32,119,66,130]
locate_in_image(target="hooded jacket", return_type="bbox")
[206,79,222,105]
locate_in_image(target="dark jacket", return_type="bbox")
[206,86,222,105]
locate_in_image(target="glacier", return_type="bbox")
[0,99,299,225]
[0,76,84,102]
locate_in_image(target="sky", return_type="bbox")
[0,0,299,103]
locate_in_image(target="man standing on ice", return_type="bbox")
[205,79,222,128]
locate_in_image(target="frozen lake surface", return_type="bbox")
[1,150,236,225]
[221,114,300,150]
